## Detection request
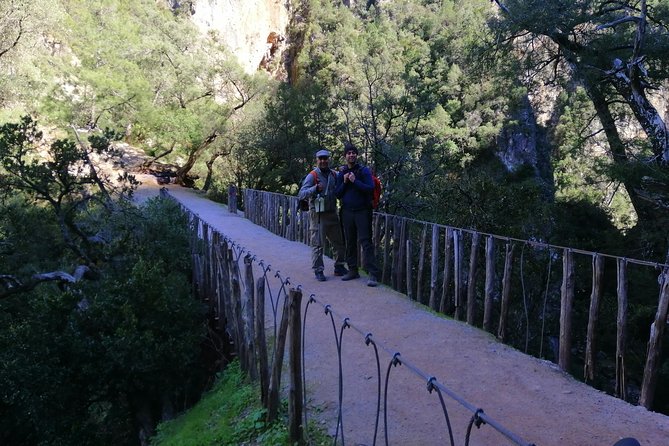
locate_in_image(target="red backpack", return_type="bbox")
[351,165,382,210]
[371,174,382,209]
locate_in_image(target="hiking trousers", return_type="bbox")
[309,210,346,273]
[341,207,380,277]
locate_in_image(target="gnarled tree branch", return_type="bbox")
[1,265,92,299]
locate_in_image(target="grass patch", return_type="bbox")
[150,361,289,446]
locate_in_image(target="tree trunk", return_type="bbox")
[609,71,669,165]
[175,130,218,186]
[202,151,224,192]
[586,83,657,222]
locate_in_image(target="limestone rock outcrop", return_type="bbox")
[188,0,291,76]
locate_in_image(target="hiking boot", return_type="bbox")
[315,271,327,282]
[334,265,348,276]
[341,270,360,281]
[367,275,378,287]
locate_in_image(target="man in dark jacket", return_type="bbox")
[334,142,380,287]
[298,149,348,281]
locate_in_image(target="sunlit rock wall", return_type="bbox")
[190,0,291,74]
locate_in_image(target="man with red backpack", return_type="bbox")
[298,149,348,282]
[334,142,381,287]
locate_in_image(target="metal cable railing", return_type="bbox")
[162,189,538,445]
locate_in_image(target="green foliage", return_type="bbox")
[429,158,552,237]
[0,116,140,271]
[487,0,669,251]
[0,197,206,445]
[151,361,290,446]
[0,0,62,114]
[0,115,207,443]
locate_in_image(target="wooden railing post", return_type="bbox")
[584,254,604,383]
[559,249,575,372]
[229,248,245,370]
[255,277,269,408]
[483,236,495,333]
[391,217,400,290]
[616,258,628,399]
[228,184,237,214]
[218,243,233,333]
[243,255,257,380]
[467,232,481,325]
[382,214,391,284]
[454,230,463,320]
[439,228,453,314]
[417,224,427,304]
[406,239,413,300]
[639,266,669,408]
[267,290,291,422]
[288,288,304,445]
[498,242,515,342]
[429,225,439,311]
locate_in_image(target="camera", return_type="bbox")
[314,194,325,213]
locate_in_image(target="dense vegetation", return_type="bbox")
[2,0,666,252]
[1,0,668,443]
[0,120,209,443]
[150,360,327,446]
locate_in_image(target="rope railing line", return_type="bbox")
[243,188,669,271]
[240,187,669,412]
[373,211,668,270]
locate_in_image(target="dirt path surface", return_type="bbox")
[137,179,668,446]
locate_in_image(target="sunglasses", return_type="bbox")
[318,156,329,160]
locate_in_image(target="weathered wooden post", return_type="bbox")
[616,258,628,399]
[454,230,463,320]
[391,217,401,289]
[218,244,233,333]
[467,232,481,325]
[267,290,291,422]
[429,224,440,311]
[406,239,413,300]
[639,265,669,408]
[559,249,575,372]
[243,255,257,380]
[417,223,427,304]
[382,214,391,284]
[584,254,604,383]
[255,277,269,407]
[439,228,453,314]
[229,248,246,370]
[228,183,237,214]
[498,242,516,342]
[483,236,495,333]
[288,288,304,445]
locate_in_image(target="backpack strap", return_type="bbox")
[311,169,335,184]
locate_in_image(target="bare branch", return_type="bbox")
[1,266,91,299]
[0,15,23,59]
[595,16,640,31]
[91,94,137,129]
[70,126,114,207]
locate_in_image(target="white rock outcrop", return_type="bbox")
[190,0,290,74]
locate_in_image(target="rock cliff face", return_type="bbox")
[189,0,291,75]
